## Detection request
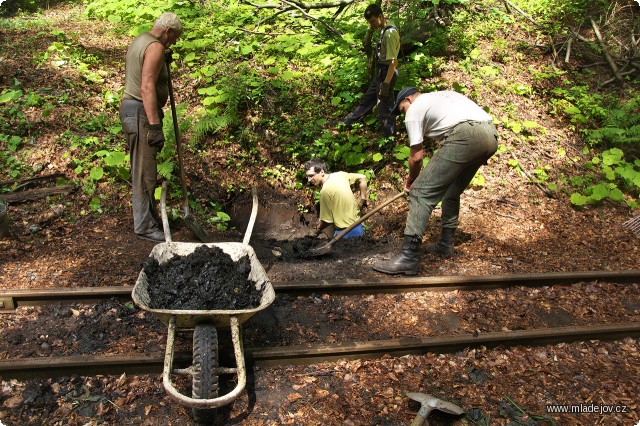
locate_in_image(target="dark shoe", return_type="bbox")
[136,230,165,242]
[335,119,353,130]
[425,227,455,257]
[373,235,421,275]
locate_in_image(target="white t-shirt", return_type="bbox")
[404,91,492,146]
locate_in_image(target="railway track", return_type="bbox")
[2,269,639,310]
[1,270,639,379]
[1,322,639,379]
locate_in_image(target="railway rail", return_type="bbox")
[1,270,639,380]
[1,322,639,379]
[2,269,639,311]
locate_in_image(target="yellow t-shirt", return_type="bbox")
[319,172,362,229]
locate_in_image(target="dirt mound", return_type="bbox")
[143,245,263,310]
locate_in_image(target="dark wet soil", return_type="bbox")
[143,245,263,310]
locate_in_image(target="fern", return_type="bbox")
[586,95,640,148]
[192,110,233,144]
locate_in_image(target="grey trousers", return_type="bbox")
[119,99,163,235]
[405,121,498,238]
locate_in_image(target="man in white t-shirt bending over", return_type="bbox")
[373,88,498,275]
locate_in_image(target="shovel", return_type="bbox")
[407,392,465,425]
[622,215,640,238]
[305,190,406,257]
[165,49,210,243]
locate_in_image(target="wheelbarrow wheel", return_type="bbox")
[192,323,219,424]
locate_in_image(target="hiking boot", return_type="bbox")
[373,235,421,275]
[335,119,353,130]
[425,227,455,257]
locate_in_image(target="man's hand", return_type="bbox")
[164,48,174,64]
[146,123,165,149]
[307,228,321,238]
[405,176,416,192]
[358,198,367,210]
[378,82,391,98]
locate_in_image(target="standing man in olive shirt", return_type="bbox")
[119,12,183,242]
[337,4,400,138]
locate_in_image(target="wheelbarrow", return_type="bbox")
[132,185,273,423]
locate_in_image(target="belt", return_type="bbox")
[121,97,142,103]
[462,120,493,126]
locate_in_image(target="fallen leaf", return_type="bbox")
[116,373,127,387]
[3,396,23,409]
[287,393,302,403]
[315,389,329,398]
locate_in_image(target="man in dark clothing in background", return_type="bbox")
[338,4,400,138]
[119,12,183,242]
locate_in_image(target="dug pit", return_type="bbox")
[143,245,264,310]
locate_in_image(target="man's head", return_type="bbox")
[392,87,420,115]
[153,12,183,48]
[304,160,327,186]
[364,4,385,29]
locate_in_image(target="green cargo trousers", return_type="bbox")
[119,99,163,236]
[404,120,498,238]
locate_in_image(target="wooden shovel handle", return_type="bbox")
[165,51,189,212]
[325,190,406,247]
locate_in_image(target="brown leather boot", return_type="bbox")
[373,235,421,275]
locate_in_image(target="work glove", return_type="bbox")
[405,177,416,192]
[358,199,367,210]
[164,48,174,64]
[146,123,165,150]
[378,82,391,98]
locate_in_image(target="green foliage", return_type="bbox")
[95,149,130,181]
[43,32,104,83]
[0,0,44,16]
[549,85,608,126]
[1,0,637,223]
[569,148,640,208]
[510,0,602,35]
[0,134,25,179]
[208,211,231,231]
[585,95,640,149]
[0,82,45,136]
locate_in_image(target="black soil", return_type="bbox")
[143,245,264,310]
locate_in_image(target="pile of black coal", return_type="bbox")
[143,245,264,310]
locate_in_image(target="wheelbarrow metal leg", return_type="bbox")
[162,316,248,409]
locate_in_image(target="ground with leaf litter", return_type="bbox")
[1,3,640,426]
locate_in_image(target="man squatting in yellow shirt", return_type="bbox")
[304,160,368,239]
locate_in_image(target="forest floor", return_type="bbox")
[1,3,640,426]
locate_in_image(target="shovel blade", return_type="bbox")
[183,211,211,243]
[305,244,331,257]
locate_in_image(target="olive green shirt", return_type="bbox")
[377,22,400,65]
[123,32,169,108]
